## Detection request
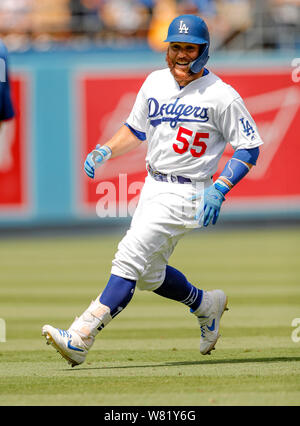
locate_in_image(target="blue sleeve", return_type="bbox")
[124,123,146,141]
[0,41,15,120]
[0,78,15,120]
[233,147,260,165]
[214,147,260,195]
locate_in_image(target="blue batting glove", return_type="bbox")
[84,153,96,178]
[202,185,225,226]
[84,144,112,179]
[191,185,225,227]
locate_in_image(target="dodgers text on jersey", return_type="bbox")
[148,97,209,128]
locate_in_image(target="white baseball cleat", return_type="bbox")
[42,325,89,367]
[42,298,113,367]
[194,289,228,355]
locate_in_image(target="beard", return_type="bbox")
[165,48,196,86]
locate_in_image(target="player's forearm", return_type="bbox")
[105,124,143,159]
[84,125,143,179]
[214,147,260,195]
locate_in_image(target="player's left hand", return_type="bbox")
[192,185,225,227]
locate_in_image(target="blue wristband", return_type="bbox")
[215,158,250,195]
[215,147,260,194]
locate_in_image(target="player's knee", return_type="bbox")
[137,269,166,292]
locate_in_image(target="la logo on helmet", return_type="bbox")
[179,20,189,34]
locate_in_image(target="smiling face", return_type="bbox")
[166,42,204,86]
[168,42,200,70]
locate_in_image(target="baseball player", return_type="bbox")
[42,15,263,367]
[0,40,15,173]
[0,40,15,130]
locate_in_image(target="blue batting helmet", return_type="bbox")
[164,15,210,73]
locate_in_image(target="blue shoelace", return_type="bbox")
[57,329,71,338]
[200,325,206,338]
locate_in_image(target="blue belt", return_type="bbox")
[147,165,192,184]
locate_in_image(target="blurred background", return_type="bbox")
[1,3,299,405]
[1,0,299,52]
[0,0,300,234]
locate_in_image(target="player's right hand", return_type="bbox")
[84,153,97,178]
[84,144,112,179]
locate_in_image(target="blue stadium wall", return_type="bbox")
[0,46,299,230]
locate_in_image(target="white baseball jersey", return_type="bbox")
[112,68,264,290]
[126,68,263,180]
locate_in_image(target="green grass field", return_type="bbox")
[0,226,299,406]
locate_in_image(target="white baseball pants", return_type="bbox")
[111,175,212,291]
